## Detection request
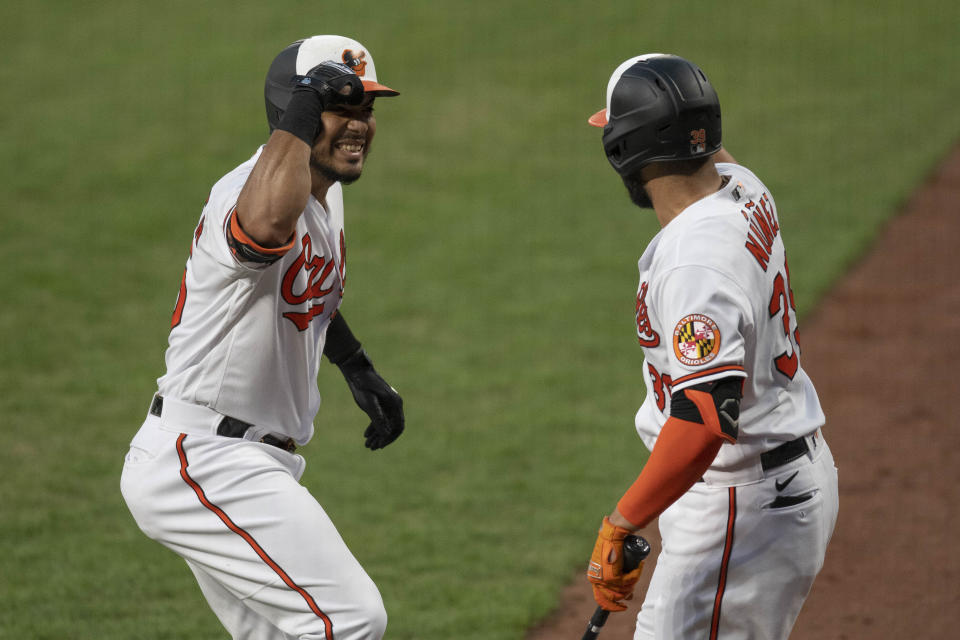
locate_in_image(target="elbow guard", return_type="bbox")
[669,377,742,443]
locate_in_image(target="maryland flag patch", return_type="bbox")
[673,314,721,366]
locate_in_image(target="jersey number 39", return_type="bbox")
[768,260,801,380]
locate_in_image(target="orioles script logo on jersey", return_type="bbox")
[636,282,660,347]
[281,232,344,331]
[342,49,367,76]
[673,313,720,366]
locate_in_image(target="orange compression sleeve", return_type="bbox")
[616,416,725,529]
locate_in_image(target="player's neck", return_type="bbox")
[309,173,337,210]
[646,165,725,228]
[310,173,334,206]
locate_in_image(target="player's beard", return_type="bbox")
[622,173,653,209]
[310,144,372,186]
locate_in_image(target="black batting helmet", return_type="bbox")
[264,35,399,133]
[588,54,721,177]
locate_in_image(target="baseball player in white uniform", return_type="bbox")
[121,36,403,640]
[584,55,839,639]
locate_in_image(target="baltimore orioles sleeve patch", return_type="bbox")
[673,313,721,366]
[225,207,296,264]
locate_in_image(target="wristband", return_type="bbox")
[276,88,324,146]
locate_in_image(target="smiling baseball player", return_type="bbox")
[584,54,839,639]
[121,35,403,639]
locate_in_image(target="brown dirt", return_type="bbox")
[527,145,960,639]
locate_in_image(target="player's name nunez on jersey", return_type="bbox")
[741,192,780,271]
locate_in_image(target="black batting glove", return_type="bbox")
[277,61,365,145]
[294,61,365,108]
[336,348,405,450]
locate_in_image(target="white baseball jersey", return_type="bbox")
[123,146,387,640]
[158,145,346,444]
[633,162,824,477]
[630,162,839,639]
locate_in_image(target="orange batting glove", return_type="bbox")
[586,517,645,611]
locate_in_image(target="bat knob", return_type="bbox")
[622,534,651,572]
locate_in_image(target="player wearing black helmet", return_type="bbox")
[584,54,838,640]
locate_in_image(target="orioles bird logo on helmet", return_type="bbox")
[341,50,368,76]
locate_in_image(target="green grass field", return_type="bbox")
[1,1,957,638]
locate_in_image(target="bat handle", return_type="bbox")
[581,607,610,640]
[581,534,651,640]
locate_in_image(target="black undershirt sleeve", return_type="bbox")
[323,312,362,365]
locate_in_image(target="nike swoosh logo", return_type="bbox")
[775,471,800,492]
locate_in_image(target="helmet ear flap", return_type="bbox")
[266,103,284,133]
[610,139,624,163]
[264,41,305,133]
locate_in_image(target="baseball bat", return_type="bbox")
[581,534,651,640]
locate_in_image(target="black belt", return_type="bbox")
[698,435,811,482]
[760,436,810,471]
[150,395,296,453]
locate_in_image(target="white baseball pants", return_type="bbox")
[634,436,838,639]
[121,413,386,640]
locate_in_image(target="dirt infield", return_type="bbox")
[527,146,960,639]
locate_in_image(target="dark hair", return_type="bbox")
[655,156,712,176]
[620,156,713,209]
